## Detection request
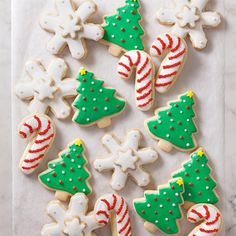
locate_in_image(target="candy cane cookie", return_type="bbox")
[18,114,55,175]
[150,33,188,93]
[187,204,223,236]
[94,193,132,236]
[117,50,155,111]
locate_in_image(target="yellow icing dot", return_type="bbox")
[187,91,194,98]
[75,139,83,146]
[80,68,87,76]
[176,179,184,186]
[197,150,205,157]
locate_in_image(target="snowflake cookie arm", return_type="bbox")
[156,8,177,24]
[94,155,115,172]
[136,148,158,165]
[67,193,88,217]
[191,0,208,11]
[66,37,86,59]
[102,134,121,153]
[49,98,71,119]
[129,168,150,187]
[80,23,104,41]
[41,223,64,236]
[28,98,48,114]
[188,25,208,49]
[64,218,85,236]
[111,165,128,190]
[122,130,141,150]
[75,0,97,22]
[201,11,221,27]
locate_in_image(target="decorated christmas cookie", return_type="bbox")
[73,68,126,128]
[94,129,158,190]
[38,139,92,201]
[187,204,223,236]
[150,33,188,93]
[40,0,104,59]
[15,58,77,119]
[18,114,55,175]
[134,178,184,235]
[94,193,132,236]
[117,50,155,111]
[41,193,102,236]
[145,91,198,152]
[172,149,219,208]
[156,0,222,50]
[101,0,144,57]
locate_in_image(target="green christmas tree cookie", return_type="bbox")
[134,178,184,235]
[102,0,144,56]
[73,68,126,128]
[38,139,91,201]
[172,148,219,208]
[145,91,198,152]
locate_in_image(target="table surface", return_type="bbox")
[1,0,236,235]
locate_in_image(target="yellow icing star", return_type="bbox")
[176,179,184,186]
[80,68,87,76]
[187,91,194,98]
[75,139,83,146]
[197,150,204,157]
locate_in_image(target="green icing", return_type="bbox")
[103,0,144,51]
[146,91,197,150]
[134,178,184,234]
[39,139,91,196]
[172,149,219,204]
[73,69,126,126]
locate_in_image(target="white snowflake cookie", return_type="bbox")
[94,130,158,190]
[156,0,222,49]
[41,193,102,236]
[40,0,104,59]
[15,58,77,119]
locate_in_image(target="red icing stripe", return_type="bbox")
[155,81,172,87]
[191,209,204,219]
[169,48,186,60]
[137,68,152,83]
[188,217,197,222]
[166,34,173,48]
[22,163,39,170]
[35,134,54,144]
[171,37,181,52]
[34,115,42,130]
[101,199,111,210]
[124,54,133,67]
[19,131,27,138]
[23,123,33,134]
[125,226,132,236]
[136,80,152,93]
[206,212,221,225]
[137,89,152,100]
[24,154,44,163]
[203,205,210,220]
[151,45,161,56]
[39,121,51,135]
[116,197,124,215]
[157,37,166,50]
[96,210,109,219]
[199,228,219,233]
[135,50,141,66]
[29,144,49,153]
[118,71,129,78]
[118,204,128,223]
[158,71,177,79]
[137,57,149,74]
[118,62,131,72]
[111,194,117,210]
[98,220,107,224]
[138,98,153,108]
[163,61,182,69]
[118,217,130,234]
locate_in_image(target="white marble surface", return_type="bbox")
[0,0,235,235]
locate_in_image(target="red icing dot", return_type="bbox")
[195,169,199,173]
[77,154,81,158]
[167,227,171,231]
[133,26,137,30]
[178,121,182,125]
[66,154,70,158]
[93,107,98,111]
[105,98,109,101]
[78,177,82,181]
[153,125,157,129]
[166,198,170,202]
[121,28,125,32]
[116,105,121,108]
[185,173,189,176]
[170,126,174,131]
[116,16,121,20]
[131,10,135,14]
[52,172,56,177]
[59,180,63,185]
[169,210,173,214]
[121,39,125,43]
[83,97,87,101]
[171,186,175,190]
[205,177,209,181]
[196,158,200,162]
[73,186,77,191]
[167,112,172,116]
[70,168,75,172]
[186,106,190,110]
[189,182,193,186]
[175,104,179,107]
[90,88,94,92]
[180,136,184,140]
[198,192,202,195]
[154,198,158,201]
[141,210,145,214]
[61,162,66,167]
[154,211,158,215]
[83,79,86,82]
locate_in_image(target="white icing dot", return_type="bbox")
[52,164,56,167]
[158,120,162,124]
[73,148,77,152]
[187,119,190,122]
[188,164,192,167]
[166,134,170,138]
[186,143,190,147]
[69,178,73,182]
[159,204,163,208]
[83,189,86,192]
[188,193,192,196]
[78,165,81,169]
[147,204,151,208]
[131,3,135,6]
[207,198,211,202]
[201,164,205,167]
[47,178,51,182]
[180,110,183,114]
[112,23,116,26]
[165,218,169,221]
[93,98,97,101]
[196,176,200,180]
[170,118,174,122]
[163,192,167,195]
[71,159,75,163]
[183,99,186,103]
[81,88,85,91]
[62,170,65,175]
[104,107,108,111]
[82,107,86,111]
[91,81,95,85]
[155,220,159,223]
[122,9,126,13]
[99,89,103,92]
[134,45,138,49]
[206,186,209,190]
[86,118,90,121]
[175,193,179,196]
[129,35,133,38]
[184,129,188,132]
[111,35,115,38]
[172,203,176,207]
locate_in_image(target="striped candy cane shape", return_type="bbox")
[187,204,223,236]
[18,114,55,175]
[94,193,132,236]
[117,50,155,111]
[150,33,188,93]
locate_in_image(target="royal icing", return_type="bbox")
[102,0,144,53]
[117,50,155,111]
[18,114,55,175]
[40,0,104,59]
[150,33,188,93]
[94,129,158,190]
[145,91,198,152]
[134,178,184,234]
[172,149,219,205]
[94,193,132,236]
[156,0,222,49]
[41,193,102,236]
[15,59,77,119]
[38,139,92,199]
[187,204,222,236]
[73,68,126,128]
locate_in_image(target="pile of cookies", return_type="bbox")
[15,0,223,235]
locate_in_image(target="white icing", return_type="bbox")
[156,0,221,49]
[15,58,77,119]
[187,204,222,236]
[41,193,102,236]
[40,0,104,59]
[18,114,55,175]
[117,50,155,111]
[94,130,158,190]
